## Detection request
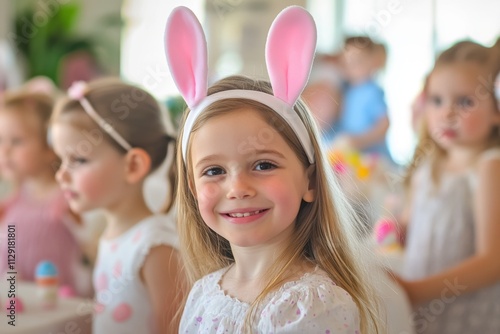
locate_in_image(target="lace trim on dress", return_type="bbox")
[214,265,323,306]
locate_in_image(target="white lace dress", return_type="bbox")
[180,266,360,333]
[403,150,500,334]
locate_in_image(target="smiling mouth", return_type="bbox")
[225,209,267,218]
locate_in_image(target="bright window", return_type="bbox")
[121,0,204,100]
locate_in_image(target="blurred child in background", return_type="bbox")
[396,39,500,333]
[333,36,391,161]
[0,88,90,296]
[302,53,344,144]
[51,78,184,333]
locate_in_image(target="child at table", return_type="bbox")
[0,90,89,295]
[395,39,500,333]
[333,36,391,160]
[50,78,184,333]
[166,6,383,333]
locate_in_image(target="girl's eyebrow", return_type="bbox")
[195,154,221,169]
[253,149,286,159]
[194,150,286,169]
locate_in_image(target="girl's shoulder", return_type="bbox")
[132,214,179,247]
[182,267,229,310]
[410,157,432,186]
[191,267,228,293]
[478,148,500,164]
[468,148,500,189]
[256,268,360,333]
[129,215,179,265]
[96,215,180,279]
[100,214,178,248]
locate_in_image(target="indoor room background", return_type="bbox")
[1,0,499,165]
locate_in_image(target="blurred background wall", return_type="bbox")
[0,1,11,38]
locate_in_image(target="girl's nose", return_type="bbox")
[0,144,11,156]
[226,173,256,200]
[442,103,458,121]
[55,164,70,184]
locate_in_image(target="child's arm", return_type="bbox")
[399,158,500,305]
[141,245,186,333]
[348,115,390,150]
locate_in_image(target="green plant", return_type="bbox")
[13,2,121,87]
[165,95,187,130]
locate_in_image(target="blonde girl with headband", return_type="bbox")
[166,7,382,333]
[50,78,184,333]
[394,39,500,333]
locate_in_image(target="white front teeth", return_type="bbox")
[228,210,263,218]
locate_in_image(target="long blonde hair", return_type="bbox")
[405,38,500,188]
[177,75,383,333]
[52,78,177,213]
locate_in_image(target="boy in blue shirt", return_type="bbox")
[332,37,391,160]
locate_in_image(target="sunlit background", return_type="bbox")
[1,0,500,164]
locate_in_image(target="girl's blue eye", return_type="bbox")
[67,157,88,169]
[428,96,442,107]
[73,158,87,165]
[203,167,225,176]
[457,97,474,109]
[255,161,276,171]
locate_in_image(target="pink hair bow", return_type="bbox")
[68,81,88,100]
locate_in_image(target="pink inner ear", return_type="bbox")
[266,6,317,105]
[164,6,207,108]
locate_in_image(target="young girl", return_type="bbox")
[0,90,89,295]
[397,39,500,333]
[50,78,184,333]
[166,6,382,333]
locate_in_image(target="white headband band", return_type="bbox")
[68,81,132,151]
[181,89,314,163]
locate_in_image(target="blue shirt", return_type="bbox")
[325,79,391,159]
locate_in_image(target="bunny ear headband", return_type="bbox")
[164,6,317,164]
